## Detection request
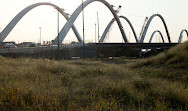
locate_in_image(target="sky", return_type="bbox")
[0,0,187,43]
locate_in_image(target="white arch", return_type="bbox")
[99,15,138,43]
[53,0,128,44]
[140,14,171,43]
[149,30,165,43]
[0,2,83,42]
[178,29,188,43]
[146,30,165,52]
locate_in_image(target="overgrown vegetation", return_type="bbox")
[133,41,188,69]
[0,41,187,110]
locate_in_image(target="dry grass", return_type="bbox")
[132,41,188,69]
[0,41,187,110]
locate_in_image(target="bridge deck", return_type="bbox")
[0,43,179,54]
[93,43,179,49]
[0,43,179,59]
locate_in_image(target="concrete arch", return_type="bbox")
[0,2,83,42]
[140,14,171,43]
[99,15,138,43]
[149,30,165,43]
[178,29,188,43]
[54,0,128,44]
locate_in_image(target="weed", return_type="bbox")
[0,41,187,110]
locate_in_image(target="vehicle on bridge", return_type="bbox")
[3,43,17,48]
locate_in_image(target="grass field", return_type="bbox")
[0,41,187,110]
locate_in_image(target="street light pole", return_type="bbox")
[95,23,96,43]
[57,10,60,59]
[39,27,42,45]
[82,0,85,58]
[97,12,99,43]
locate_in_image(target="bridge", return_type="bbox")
[0,43,178,59]
[0,0,187,59]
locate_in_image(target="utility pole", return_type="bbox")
[97,12,100,43]
[39,27,42,45]
[82,0,85,58]
[95,23,96,43]
[57,10,60,60]
[96,12,100,60]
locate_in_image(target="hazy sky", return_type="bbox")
[0,0,187,43]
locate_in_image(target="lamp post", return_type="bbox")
[82,0,85,58]
[95,23,96,43]
[57,10,60,59]
[97,12,99,43]
[39,27,42,45]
